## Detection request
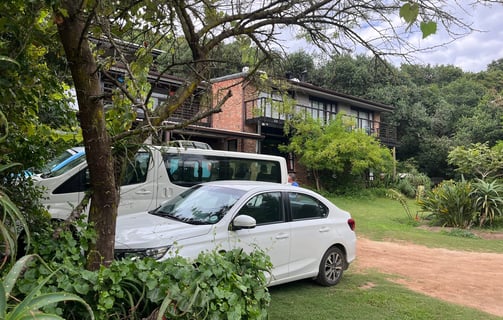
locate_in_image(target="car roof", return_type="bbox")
[69,146,85,154]
[199,180,304,193]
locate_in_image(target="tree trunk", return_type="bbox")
[55,1,119,270]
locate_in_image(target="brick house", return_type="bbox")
[100,50,396,183]
[199,70,396,184]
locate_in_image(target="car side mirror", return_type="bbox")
[231,215,256,230]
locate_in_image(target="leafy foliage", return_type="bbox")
[282,114,393,191]
[419,177,503,229]
[419,180,477,228]
[17,222,271,319]
[1,254,94,320]
[470,179,503,227]
[448,143,503,180]
[0,164,31,267]
[0,2,79,171]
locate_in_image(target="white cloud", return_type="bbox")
[281,3,503,72]
[409,4,503,72]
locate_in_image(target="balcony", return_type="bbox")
[245,97,397,147]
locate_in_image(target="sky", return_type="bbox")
[281,2,503,73]
[408,3,503,72]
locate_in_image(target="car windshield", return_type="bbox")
[40,152,86,178]
[36,149,76,175]
[151,185,245,224]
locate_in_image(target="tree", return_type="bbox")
[6,0,487,269]
[282,114,393,191]
[281,51,316,82]
[448,143,503,180]
[0,1,79,170]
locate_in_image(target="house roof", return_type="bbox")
[211,71,394,113]
[164,121,265,140]
[286,79,394,113]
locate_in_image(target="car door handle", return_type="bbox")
[275,233,289,240]
[135,190,152,195]
[319,227,330,233]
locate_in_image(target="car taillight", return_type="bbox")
[347,218,355,231]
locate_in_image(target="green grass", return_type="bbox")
[269,275,502,320]
[268,195,503,319]
[331,195,503,253]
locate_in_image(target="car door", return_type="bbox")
[287,192,332,277]
[44,164,89,220]
[229,191,291,284]
[118,151,156,215]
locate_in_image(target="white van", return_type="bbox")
[32,146,288,220]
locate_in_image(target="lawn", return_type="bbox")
[333,195,503,253]
[268,194,503,319]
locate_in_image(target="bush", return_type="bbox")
[470,179,503,227]
[419,180,477,228]
[395,172,431,199]
[16,222,272,319]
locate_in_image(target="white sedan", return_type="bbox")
[115,181,356,287]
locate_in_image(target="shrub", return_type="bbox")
[0,164,33,266]
[419,180,477,228]
[1,254,94,319]
[470,179,503,227]
[17,222,272,319]
[395,172,431,199]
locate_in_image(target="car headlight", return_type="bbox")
[114,245,171,260]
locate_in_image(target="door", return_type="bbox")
[118,151,156,215]
[288,192,332,276]
[230,191,291,283]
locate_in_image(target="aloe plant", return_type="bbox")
[0,254,95,319]
[0,163,31,267]
[471,179,503,227]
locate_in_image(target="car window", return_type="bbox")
[238,192,283,224]
[122,152,151,185]
[43,153,86,178]
[53,168,89,194]
[289,193,328,220]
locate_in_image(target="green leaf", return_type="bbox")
[0,283,6,319]
[399,3,419,24]
[3,255,37,298]
[13,292,92,318]
[420,21,437,38]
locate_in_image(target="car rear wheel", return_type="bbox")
[316,246,346,286]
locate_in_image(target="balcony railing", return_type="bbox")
[245,97,397,146]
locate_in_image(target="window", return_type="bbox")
[310,99,337,124]
[163,154,283,187]
[122,152,151,185]
[289,193,328,220]
[53,168,89,194]
[238,192,283,224]
[53,152,151,194]
[351,109,374,133]
[227,139,238,151]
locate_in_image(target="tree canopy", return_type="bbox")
[282,114,394,191]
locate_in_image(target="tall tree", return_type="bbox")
[21,0,489,268]
[282,114,393,191]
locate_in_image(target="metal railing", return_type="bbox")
[245,97,397,146]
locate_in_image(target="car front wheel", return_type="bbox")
[316,246,346,286]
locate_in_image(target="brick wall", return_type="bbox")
[212,77,245,131]
[212,75,260,153]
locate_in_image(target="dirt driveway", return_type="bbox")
[354,237,503,317]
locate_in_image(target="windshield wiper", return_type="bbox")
[150,210,182,221]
